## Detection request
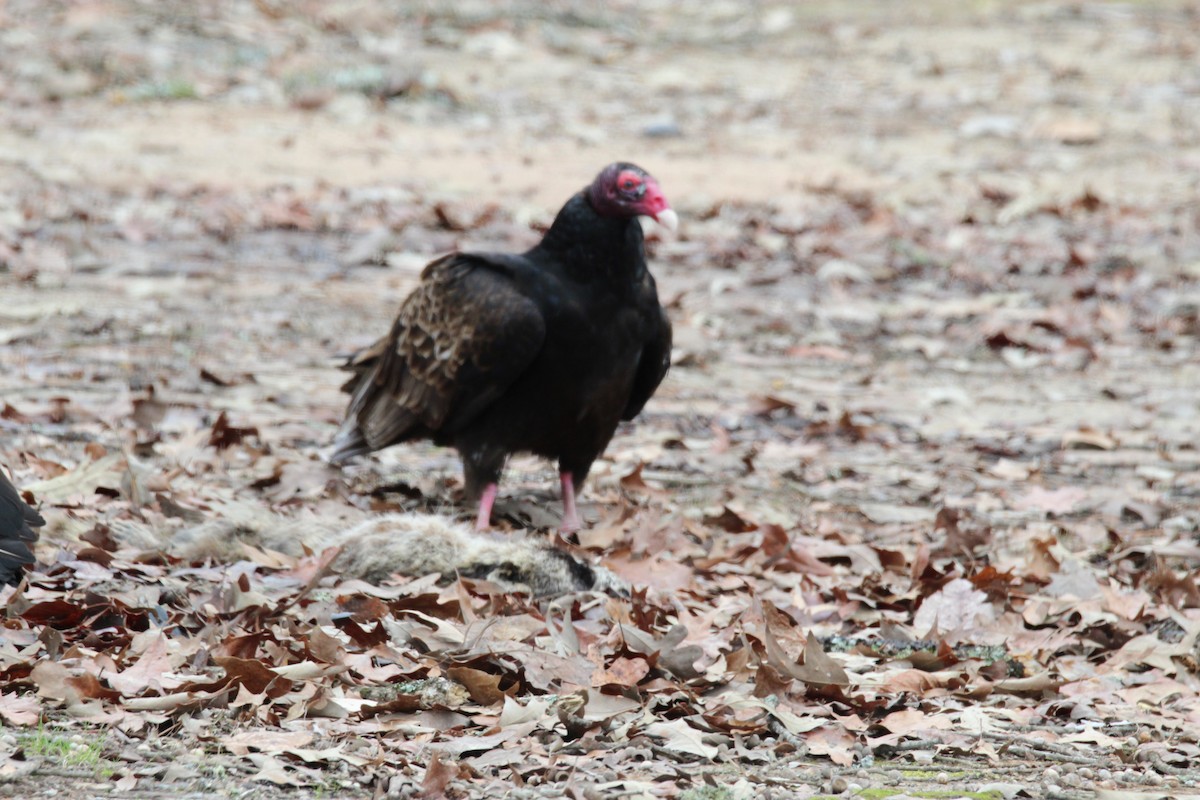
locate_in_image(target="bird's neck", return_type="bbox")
[535,192,646,284]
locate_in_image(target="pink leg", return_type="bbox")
[560,472,582,533]
[475,483,498,531]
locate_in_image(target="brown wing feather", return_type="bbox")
[332,254,545,460]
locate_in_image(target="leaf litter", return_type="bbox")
[2,1,1200,798]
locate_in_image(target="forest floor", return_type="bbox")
[2,1,1200,798]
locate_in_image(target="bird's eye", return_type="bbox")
[615,170,643,194]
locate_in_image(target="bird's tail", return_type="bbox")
[329,424,371,465]
[329,336,388,465]
[331,334,424,464]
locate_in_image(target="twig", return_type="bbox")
[32,767,100,779]
[886,739,945,752]
[647,743,709,764]
[1147,751,1190,776]
[990,741,1103,766]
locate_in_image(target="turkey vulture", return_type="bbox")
[332,162,675,531]
[0,470,42,586]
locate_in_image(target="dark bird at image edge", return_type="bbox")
[331,162,675,532]
[0,471,42,586]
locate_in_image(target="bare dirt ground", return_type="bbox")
[2,1,1200,798]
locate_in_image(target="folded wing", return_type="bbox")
[332,254,546,461]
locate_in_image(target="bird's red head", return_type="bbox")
[586,162,678,231]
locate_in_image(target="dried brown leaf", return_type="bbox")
[0,693,41,726]
[446,666,507,705]
[416,753,455,799]
[591,656,651,690]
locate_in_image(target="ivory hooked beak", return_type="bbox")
[653,208,679,232]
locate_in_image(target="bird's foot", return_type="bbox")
[474,483,499,532]
[559,471,582,533]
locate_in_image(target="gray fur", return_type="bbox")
[153,511,626,597]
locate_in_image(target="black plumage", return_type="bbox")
[0,471,42,586]
[332,162,675,531]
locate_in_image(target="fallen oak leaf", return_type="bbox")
[306,626,348,664]
[703,505,757,533]
[281,747,370,767]
[498,696,554,727]
[21,600,88,629]
[264,458,337,502]
[878,707,954,736]
[619,624,703,680]
[356,693,424,719]
[761,603,849,689]
[334,616,389,649]
[416,752,454,800]
[913,578,997,642]
[752,661,793,699]
[1062,428,1117,450]
[122,691,212,712]
[0,693,41,726]
[643,717,721,760]
[987,672,1063,695]
[248,753,309,786]
[199,366,255,387]
[604,549,694,593]
[797,632,851,689]
[879,669,947,694]
[0,759,37,781]
[107,631,184,696]
[804,725,856,766]
[445,666,508,705]
[31,661,120,703]
[618,463,668,497]
[222,730,314,757]
[208,411,259,450]
[746,394,798,417]
[22,453,129,503]
[1013,485,1088,516]
[213,656,294,698]
[591,656,651,690]
[273,545,343,615]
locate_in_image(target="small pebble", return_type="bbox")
[641,120,683,138]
